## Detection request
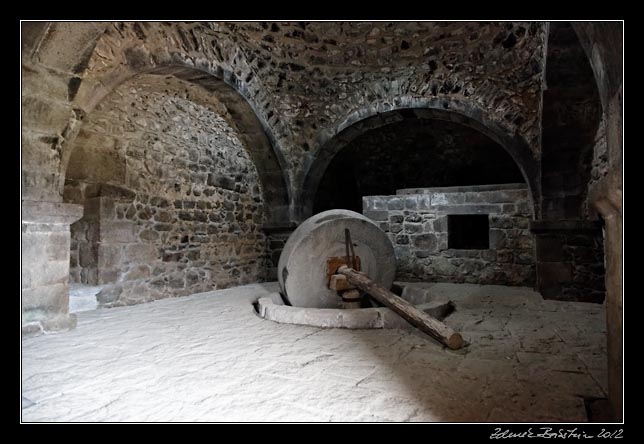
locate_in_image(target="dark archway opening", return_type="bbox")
[313,118,525,214]
[541,22,602,219]
[532,22,606,305]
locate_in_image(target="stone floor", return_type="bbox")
[21,282,607,422]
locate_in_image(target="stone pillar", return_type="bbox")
[596,200,622,422]
[22,200,83,337]
[530,219,605,303]
[262,223,296,281]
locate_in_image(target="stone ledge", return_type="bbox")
[22,200,83,224]
[22,314,77,338]
[397,183,527,195]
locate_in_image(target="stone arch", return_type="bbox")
[299,98,540,220]
[63,72,271,304]
[57,43,291,224]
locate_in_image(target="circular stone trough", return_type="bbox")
[254,284,455,330]
[266,209,455,331]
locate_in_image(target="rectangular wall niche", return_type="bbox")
[448,214,490,249]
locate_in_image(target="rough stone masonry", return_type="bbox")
[63,75,267,307]
[364,184,535,286]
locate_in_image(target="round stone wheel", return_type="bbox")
[278,209,396,308]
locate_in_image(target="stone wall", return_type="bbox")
[63,74,266,306]
[363,184,535,286]
[586,113,609,217]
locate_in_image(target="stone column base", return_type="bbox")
[22,313,78,338]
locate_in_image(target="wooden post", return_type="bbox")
[337,266,464,350]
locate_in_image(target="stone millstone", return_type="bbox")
[278,209,396,308]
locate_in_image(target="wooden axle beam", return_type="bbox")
[336,265,464,350]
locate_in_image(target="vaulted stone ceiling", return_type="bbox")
[68,22,547,210]
[24,21,548,220]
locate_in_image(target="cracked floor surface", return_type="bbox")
[21,282,607,422]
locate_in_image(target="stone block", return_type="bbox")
[80,268,98,285]
[481,250,497,262]
[489,230,507,249]
[21,170,61,202]
[514,251,535,265]
[66,143,126,184]
[98,268,119,284]
[22,283,68,316]
[417,194,431,210]
[516,235,534,250]
[489,215,513,229]
[22,22,48,55]
[168,273,185,289]
[429,257,458,275]
[395,234,409,245]
[21,322,43,337]
[205,171,231,190]
[99,197,117,220]
[21,131,62,171]
[404,213,422,223]
[387,198,404,210]
[404,196,418,210]
[98,244,122,269]
[433,217,447,232]
[371,197,387,210]
[97,285,122,304]
[363,210,388,221]
[79,243,98,267]
[100,221,136,243]
[22,95,72,134]
[45,233,70,261]
[83,198,101,220]
[22,201,83,225]
[26,260,68,288]
[463,192,486,204]
[123,265,151,281]
[362,197,376,211]
[432,193,448,205]
[40,314,77,333]
[497,250,514,263]
[34,22,105,73]
[412,233,437,251]
[125,244,159,263]
[404,223,423,234]
[21,231,47,261]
